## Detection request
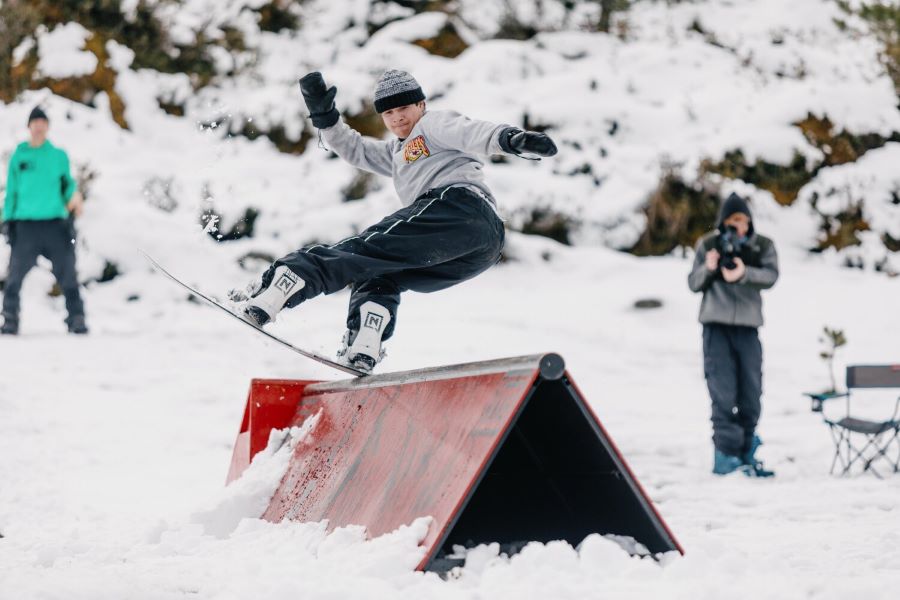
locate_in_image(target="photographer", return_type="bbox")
[688,193,778,477]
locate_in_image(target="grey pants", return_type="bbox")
[269,185,505,340]
[703,323,763,456]
[2,219,85,325]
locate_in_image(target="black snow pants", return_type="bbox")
[702,323,763,457]
[2,219,85,325]
[270,185,505,339]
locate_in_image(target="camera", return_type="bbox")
[717,225,744,270]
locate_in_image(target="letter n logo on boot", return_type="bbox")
[275,272,298,295]
[364,312,384,331]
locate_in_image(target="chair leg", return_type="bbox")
[828,425,847,475]
[845,430,853,474]
[848,434,885,478]
[845,432,900,479]
[828,427,843,475]
[894,430,900,473]
[877,430,900,473]
[826,427,900,478]
[872,445,894,475]
[857,436,884,479]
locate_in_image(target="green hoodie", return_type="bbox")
[3,140,77,222]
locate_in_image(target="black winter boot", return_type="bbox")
[1,318,18,335]
[67,314,88,335]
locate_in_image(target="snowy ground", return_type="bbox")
[2,0,900,596]
[1,234,898,598]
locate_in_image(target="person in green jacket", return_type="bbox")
[1,106,87,335]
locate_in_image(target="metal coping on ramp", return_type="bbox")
[227,353,683,571]
[306,352,567,393]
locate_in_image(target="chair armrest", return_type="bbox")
[803,391,849,412]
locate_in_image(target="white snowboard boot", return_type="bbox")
[337,301,392,373]
[240,265,305,327]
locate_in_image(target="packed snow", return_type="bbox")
[1,0,899,597]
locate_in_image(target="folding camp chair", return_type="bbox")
[804,364,900,478]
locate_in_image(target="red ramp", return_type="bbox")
[228,353,682,569]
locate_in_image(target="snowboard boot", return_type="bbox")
[240,265,305,327]
[337,301,391,374]
[67,314,88,335]
[713,449,751,476]
[741,435,775,478]
[1,317,18,335]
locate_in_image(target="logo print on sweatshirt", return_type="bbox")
[403,135,430,164]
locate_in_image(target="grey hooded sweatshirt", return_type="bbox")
[322,110,508,206]
[688,196,779,328]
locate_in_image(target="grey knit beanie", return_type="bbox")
[373,69,425,113]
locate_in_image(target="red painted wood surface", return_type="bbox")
[261,368,538,567]
[226,379,317,484]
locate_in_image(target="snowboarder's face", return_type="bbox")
[723,212,750,238]
[28,118,48,145]
[382,102,425,139]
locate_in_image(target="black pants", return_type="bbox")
[2,219,85,325]
[270,186,505,339]
[702,323,763,456]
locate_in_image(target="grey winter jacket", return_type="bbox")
[688,231,779,328]
[322,110,508,206]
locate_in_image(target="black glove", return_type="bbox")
[499,127,558,158]
[299,72,339,129]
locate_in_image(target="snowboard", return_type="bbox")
[140,251,367,377]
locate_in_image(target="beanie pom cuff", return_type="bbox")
[374,88,425,113]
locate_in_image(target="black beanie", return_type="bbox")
[719,192,751,224]
[28,106,48,124]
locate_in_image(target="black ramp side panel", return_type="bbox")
[439,378,678,558]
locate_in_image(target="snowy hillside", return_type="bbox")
[1,0,899,598]
[1,0,899,280]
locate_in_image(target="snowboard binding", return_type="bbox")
[337,301,391,374]
[231,265,305,327]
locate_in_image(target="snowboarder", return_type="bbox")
[688,192,779,477]
[234,69,558,372]
[2,106,87,335]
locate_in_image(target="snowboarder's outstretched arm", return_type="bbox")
[498,126,558,159]
[322,120,393,177]
[418,110,507,156]
[299,72,393,177]
[421,110,558,159]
